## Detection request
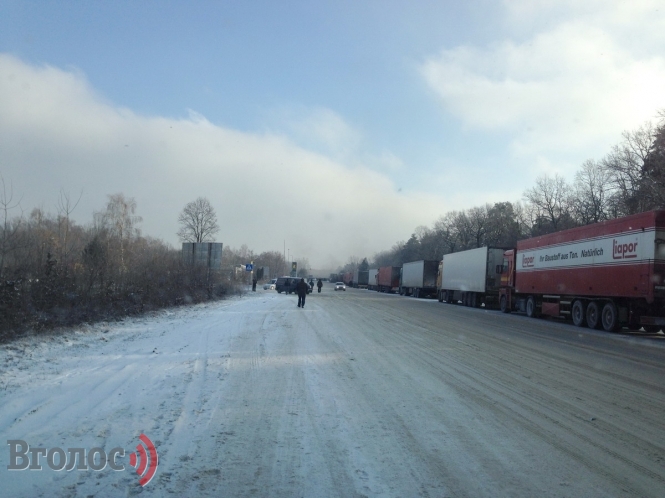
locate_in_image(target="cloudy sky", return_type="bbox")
[1,1,664,269]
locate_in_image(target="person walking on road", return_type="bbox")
[296,278,308,308]
[317,279,323,293]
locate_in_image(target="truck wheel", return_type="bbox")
[586,301,600,329]
[500,295,510,313]
[438,290,444,302]
[571,300,586,327]
[526,296,539,318]
[643,325,661,333]
[470,293,478,308]
[415,289,420,299]
[601,301,620,332]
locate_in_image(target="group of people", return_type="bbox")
[297,278,323,308]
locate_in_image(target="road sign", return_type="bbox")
[245,264,253,271]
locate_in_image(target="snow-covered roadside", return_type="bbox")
[0,292,260,496]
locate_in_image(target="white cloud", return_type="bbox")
[263,105,362,160]
[263,105,405,174]
[0,54,447,269]
[420,5,665,163]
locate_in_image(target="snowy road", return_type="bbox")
[2,284,665,497]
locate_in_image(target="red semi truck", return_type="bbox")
[499,210,665,332]
[377,266,401,293]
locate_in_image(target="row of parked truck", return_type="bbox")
[343,210,665,333]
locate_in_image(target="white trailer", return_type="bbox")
[401,260,439,298]
[368,269,378,291]
[439,247,505,308]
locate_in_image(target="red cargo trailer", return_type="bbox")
[377,266,401,293]
[343,272,354,286]
[499,210,665,332]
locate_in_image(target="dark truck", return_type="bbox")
[353,269,369,289]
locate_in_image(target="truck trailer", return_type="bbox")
[368,269,378,291]
[500,210,665,332]
[439,246,506,308]
[400,260,439,298]
[377,266,401,293]
[353,269,369,289]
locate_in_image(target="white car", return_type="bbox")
[263,278,277,290]
[334,282,346,291]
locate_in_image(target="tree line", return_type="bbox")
[340,111,665,273]
[0,191,241,342]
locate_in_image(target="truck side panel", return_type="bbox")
[402,260,439,288]
[368,269,378,290]
[515,227,659,301]
[377,266,400,291]
[441,247,490,293]
[401,261,425,288]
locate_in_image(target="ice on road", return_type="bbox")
[2,286,665,497]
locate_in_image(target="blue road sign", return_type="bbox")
[245,264,253,271]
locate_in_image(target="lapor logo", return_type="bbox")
[129,434,158,486]
[612,239,638,259]
[522,254,535,268]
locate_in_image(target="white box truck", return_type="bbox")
[368,269,378,291]
[439,247,505,308]
[401,260,439,298]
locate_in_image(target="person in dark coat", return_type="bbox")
[317,279,323,293]
[296,278,309,308]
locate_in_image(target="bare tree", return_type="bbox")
[177,197,219,243]
[602,122,655,215]
[0,175,23,279]
[56,189,83,273]
[254,251,286,279]
[452,211,473,250]
[511,201,535,239]
[640,114,665,209]
[467,205,490,248]
[94,193,142,279]
[523,174,574,234]
[572,159,612,225]
[99,193,142,241]
[433,212,459,254]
